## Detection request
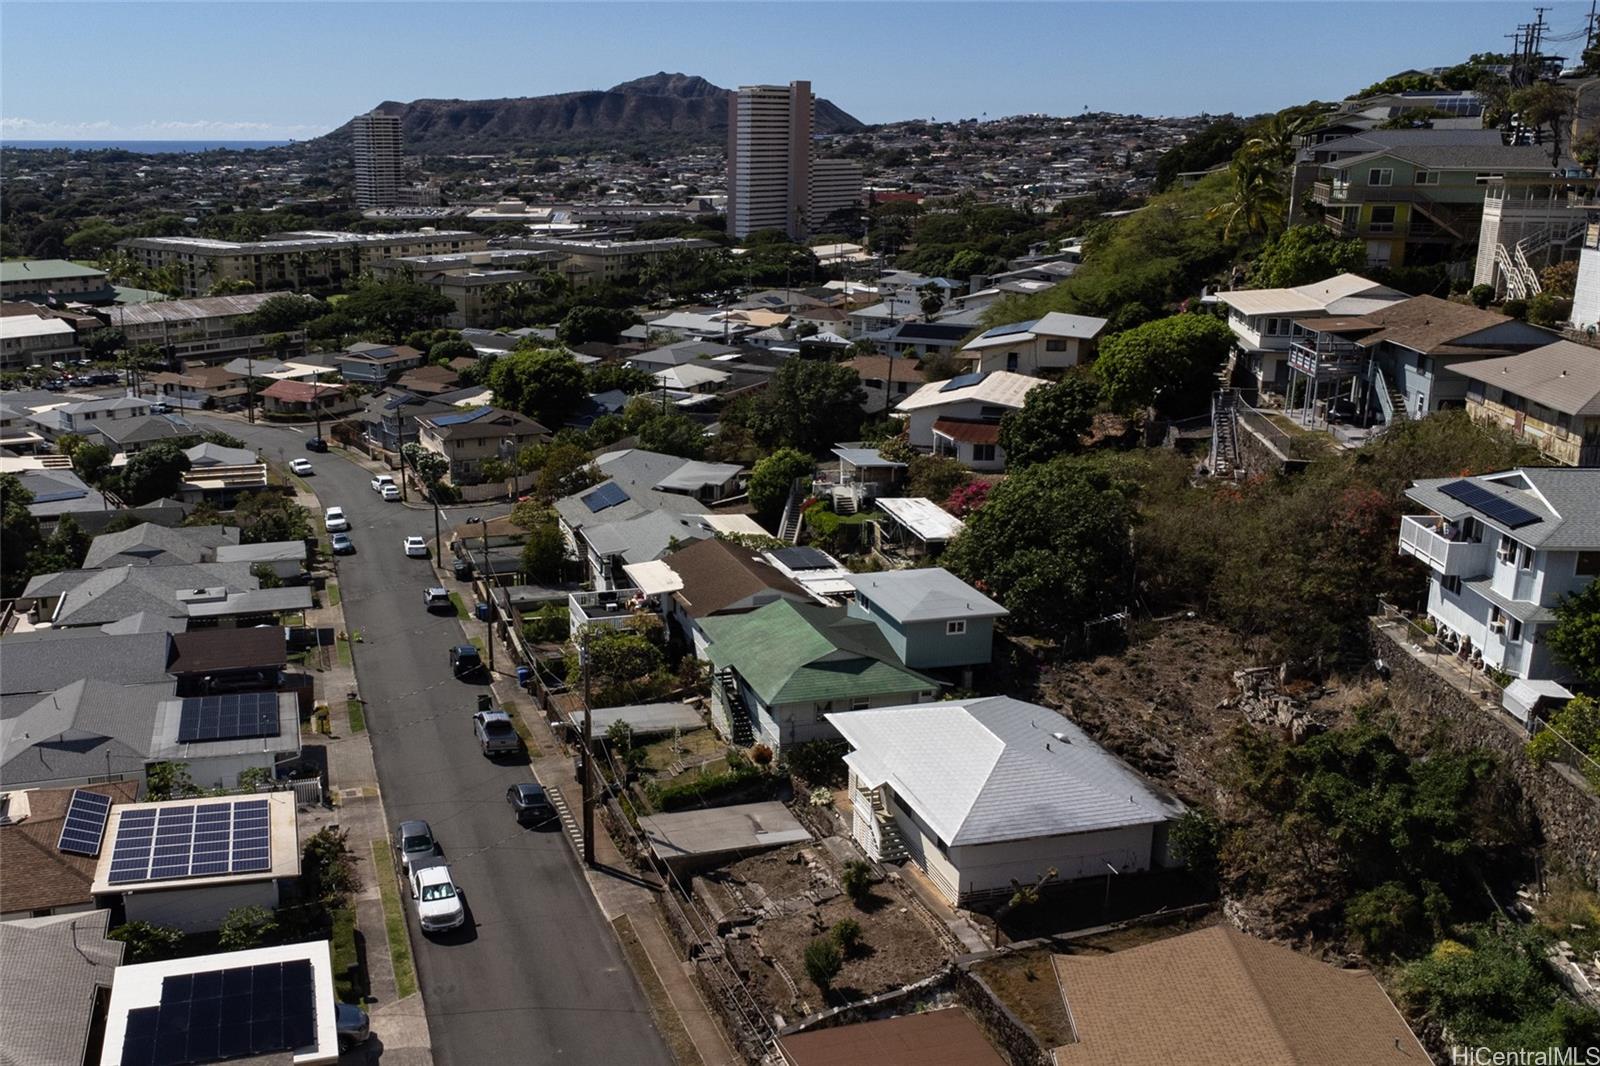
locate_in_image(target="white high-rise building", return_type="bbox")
[353,112,403,209]
[727,82,813,241]
[809,158,864,233]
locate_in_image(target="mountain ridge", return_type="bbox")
[317,72,864,153]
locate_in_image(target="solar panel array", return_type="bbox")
[980,319,1039,339]
[176,692,281,744]
[940,370,987,393]
[431,406,493,427]
[107,799,271,885]
[1439,479,1542,530]
[582,482,629,512]
[57,789,112,857]
[118,959,316,1066]
[772,546,833,571]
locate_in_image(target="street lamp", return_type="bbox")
[465,516,495,675]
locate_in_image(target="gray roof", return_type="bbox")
[0,630,175,696]
[829,696,1184,846]
[845,568,1008,622]
[628,340,739,368]
[94,414,193,447]
[1326,143,1567,172]
[22,562,258,627]
[185,586,313,617]
[1461,576,1557,624]
[98,611,189,635]
[652,460,742,493]
[1453,340,1600,416]
[581,701,703,737]
[1296,128,1503,164]
[148,692,300,761]
[0,679,175,787]
[214,540,308,564]
[553,449,713,531]
[184,441,258,467]
[16,468,110,518]
[1405,467,1600,549]
[81,522,238,569]
[583,509,717,564]
[0,911,123,1066]
[833,447,905,469]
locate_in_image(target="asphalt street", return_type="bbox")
[204,416,673,1066]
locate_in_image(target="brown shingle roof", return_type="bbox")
[664,537,808,619]
[847,355,926,384]
[778,1008,1008,1066]
[1350,294,1543,355]
[259,378,344,402]
[932,417,1001,444]
[0,781,140,912]
[166,627,287,675]
[1052,926,1428,1065]
[1454,340,1600,416]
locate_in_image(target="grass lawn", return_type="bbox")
[330,905,361,1003]
[449,592,470,619]
[336,639,352,667]
[639,727,724,774]
[346,698,366,734]
[370,840,418,999]
[970,949,1074,1048]
[326,581,341,607]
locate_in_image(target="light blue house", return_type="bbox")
[843,568,1007,671]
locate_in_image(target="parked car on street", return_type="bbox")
[305,437,328,452]
[289,458,314,475]
[450,644,484,679]
[409,860,465,933]
[473,709,521,756]
[330,532,355,555]
[335,1003,370,1052]
[424,587,452,612]
[371,474,396,493]
[323,506,349,532]
[381,484,402,501]
[395,819,437,876]
[405,536,429,558]
[507,783,555,825]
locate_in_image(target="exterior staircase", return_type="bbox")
[1374,365,1407,425]
[775,477,809,545]
[716,669,755,746]
[1210,391,1239,478]
[868,791,909,861]
[831,485,858,515]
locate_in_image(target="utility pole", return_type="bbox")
[581,627,596,866]
[246,352,256,424]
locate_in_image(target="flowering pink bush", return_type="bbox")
[946,480,991,516]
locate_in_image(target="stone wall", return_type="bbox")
[1371,622,1600,887]
[1234,411,1311,477]
[950,967,1054,1066]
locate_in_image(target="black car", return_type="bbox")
[452,556,474,581]
[1327,398,1360,425]
[450,644,483,678]
[305,436,329,452]
[507,783,555,825]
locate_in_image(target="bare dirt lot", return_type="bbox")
[718,843,951,1023]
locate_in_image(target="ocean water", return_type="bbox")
[2,140,293,153]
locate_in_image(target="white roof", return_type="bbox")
[0,316,75,340]
[827,697,1183,847]
[875,497,966,542]
[1216,272,1403,317]
[652,363,730,390]
[99,940,339,1066]
[964,311,1107,351]
[702,514,767,537]
[896,370,1045,412]
[621,559,685,596]
[91,791,299,894]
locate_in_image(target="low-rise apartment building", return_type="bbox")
[1455,341,1600,466]
[118,229,486,296]
[1398,467,1600,718]
[106,291,308,365]
[0,259,116,304]
[512,236,717,286]
[1,312,80,370]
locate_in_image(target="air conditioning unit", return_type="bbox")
[1489,618,1507,633]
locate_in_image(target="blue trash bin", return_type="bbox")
[517,666,532,687]
[475,602,489,620]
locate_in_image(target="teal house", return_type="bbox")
[843,568,1007,670]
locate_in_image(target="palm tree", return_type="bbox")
[1207,149,1287,241]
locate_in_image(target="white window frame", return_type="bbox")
[1415,170,1440,186]
[946,619,968,636]
[849,696,870,711]
[1368,168,1394,187]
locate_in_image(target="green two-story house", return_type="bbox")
[1312,144,1562,269]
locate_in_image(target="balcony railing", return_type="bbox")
[1287,337,1363,376]
[1398,515,1494,577]
[568,587,654,632]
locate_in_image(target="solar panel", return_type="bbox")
[125,960,318,1066]
[57,789,113,857]
[581,482,629,512]
[106,799,273,885]
[940,370,987,392]
[1438,479,1541,529]
[772,546,833,571]
[176,692,282,744]
[431,405,493,426]
[980,319,1038,339]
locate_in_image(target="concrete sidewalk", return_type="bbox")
[288,472,435,1066]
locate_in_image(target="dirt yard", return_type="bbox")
[718,843,951,1023]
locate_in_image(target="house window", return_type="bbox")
[1509,618,1524,642]
[1498,535,1519,563]
[1368,168,1394,187]
[1442,574,1463,595]
[1467,380,1485,401]
[946,619,968,636]
[1415,171,1440,185]
[1370,206,1397,233]
[1044,338,1067,352]
[1520,545,1534,571]
[850,696,870,711]
[1006,353,1019,372]
[1577,551,1600,576]
[972,444,997,463]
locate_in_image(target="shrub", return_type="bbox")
[1468,284,1495,309]
[1169,808,1222,880]
[303,827,361,908]
[803,936,843,990]
[651,763,766,811]
[1502,298,1528,320]
[842,859,873,903]
[110,921,184,963]
[784,739,850,788]
[832,918,863,954]
[218,905,278,951]
[1526,694,1600,790]
[750,743,773,767]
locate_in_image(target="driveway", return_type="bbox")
[200,416,672,1066]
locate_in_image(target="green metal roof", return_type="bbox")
[0,259,107,284]
[701,599,933,706]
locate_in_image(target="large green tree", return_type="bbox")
[1249,226,1367,289]
[1095,313,1232,416]
[748,448,814,524]
[242,292,326,334]
[558,305,637,346]
[488,348,587,429]
[1548,578,1600,686]
[340,281,453,341]
[232,491,311,544]
[635,410,706,460]
[748,359,865,454]
[997,376,1100,467]
[0,473,43,597]
[944,457,1135,635]
[116,443,191,505]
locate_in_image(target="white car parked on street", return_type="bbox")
[371,474,396,493]
[289,458,314,475]
[381,484,401,501]
[409,861,465,934]
[323,506,349,532]
[404,536,429,558]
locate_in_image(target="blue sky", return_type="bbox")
[2,2,1591,140]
